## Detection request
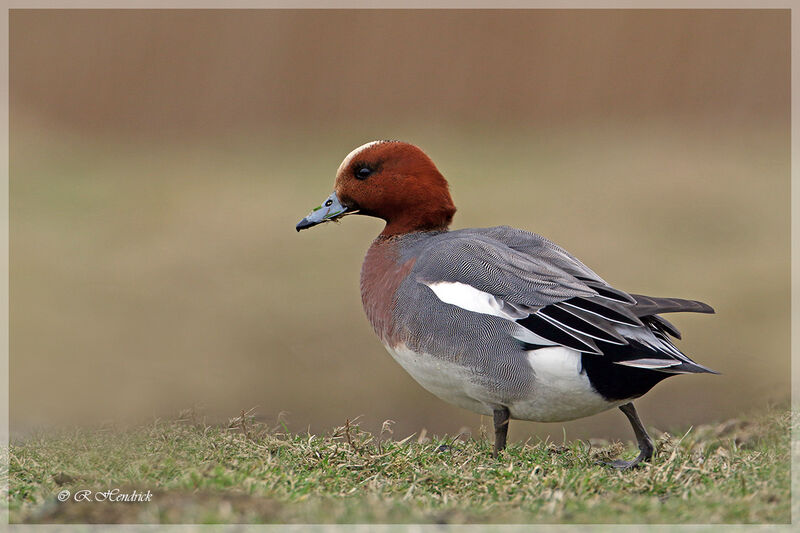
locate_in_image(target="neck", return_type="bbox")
[379,220,450,238]
[379,216,450,237]
[378,203,456,238]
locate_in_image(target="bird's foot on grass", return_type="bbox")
[596,450,651,470]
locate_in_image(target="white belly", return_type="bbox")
[384,344,494,416]
[383,344,626,423]
[510,346,625,422]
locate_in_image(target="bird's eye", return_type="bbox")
[356,167,373,180]
[324,199,333,207]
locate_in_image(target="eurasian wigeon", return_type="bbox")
[296,140,716,468]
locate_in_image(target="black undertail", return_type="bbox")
[580,343,674,401]
[579,314,716,401]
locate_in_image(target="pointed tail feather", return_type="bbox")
[658,360,721,375]
[629,294,715,317]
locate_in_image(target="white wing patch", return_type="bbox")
[424,281,557,347]
[424,281,525,320]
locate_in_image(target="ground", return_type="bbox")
[6,405,791,524]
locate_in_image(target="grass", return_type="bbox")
[7,405,791,524]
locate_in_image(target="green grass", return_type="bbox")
[7,406,791,524]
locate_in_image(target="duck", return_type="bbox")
[296,140,717,468]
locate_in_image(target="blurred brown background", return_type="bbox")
[10,10,789,442]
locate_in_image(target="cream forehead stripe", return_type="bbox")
[337,140,384,174]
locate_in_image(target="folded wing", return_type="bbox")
[416,227,716,374]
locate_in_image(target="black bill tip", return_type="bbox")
[296,218,317,232]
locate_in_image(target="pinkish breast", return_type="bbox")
[360,237,416,346]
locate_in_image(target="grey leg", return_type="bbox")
[603,402,655,469]
[493,407,510,458]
